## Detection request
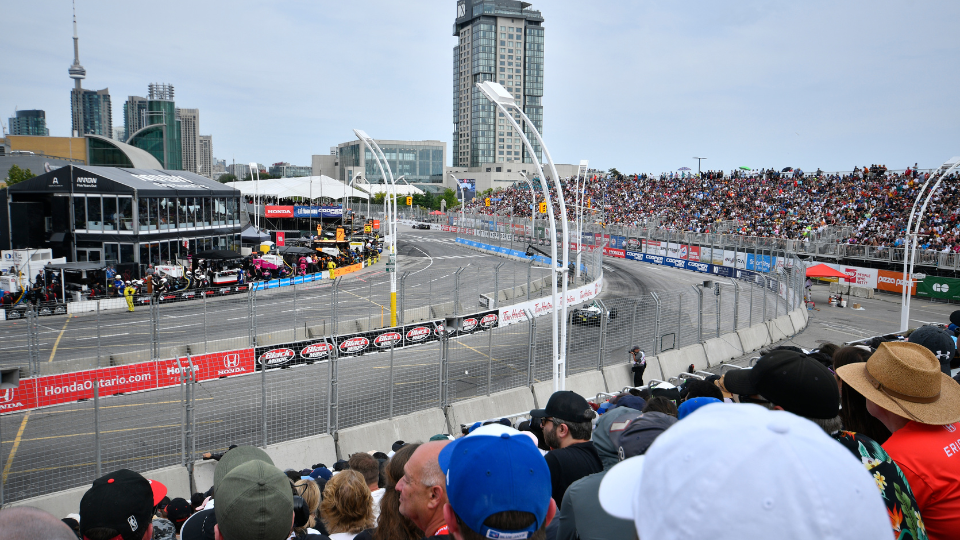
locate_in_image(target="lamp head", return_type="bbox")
[353,129,371,142]
[580,159,589,167]
[476,81,516,107]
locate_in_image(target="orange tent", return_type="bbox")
[805,263,849,279]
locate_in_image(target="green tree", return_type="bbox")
[607,167,621,178]
[5,164,35,186]
[217,173,238,183]
[438,188,459,210]
[372,192,387,204]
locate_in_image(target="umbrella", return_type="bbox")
[739,166,751,170]
[430,210,445,215]
[782,167,794,172]
[678,167,691,171]
[805,263,849,279]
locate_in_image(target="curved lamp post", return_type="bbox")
[477,81,570,391]
[354,129,399,327]
[573,160,589,279]
[899,157,960,331]
[449,173,465,230]
[248,163,261,231]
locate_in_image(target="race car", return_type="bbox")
[412,222,431,230]
[570,300,617,325]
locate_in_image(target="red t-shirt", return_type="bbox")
[883,421,960,539]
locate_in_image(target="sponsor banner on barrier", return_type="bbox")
[917,276,960,300]
[35,363,157,408]
[711,265,734,278]
[330,263,362,278]
[603,247,625,258]
[876,269,917,295]
[0,379,37,414]
[666,243,684,259]
[265,205,295,218]
[643,253,665,265]
[685,260,712,274]
[626,237,641,250]
[819,262,879,289]
[499,279,602,326]
[611,235,626,249]
[664,257,686,269]
[723,250,736,268]
[735,251,747,269]
[625,249,643,262]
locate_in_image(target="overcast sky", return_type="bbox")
[2,1,958,174]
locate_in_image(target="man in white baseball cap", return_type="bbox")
[597,403,890,539]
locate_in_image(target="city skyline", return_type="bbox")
[1,1,958,174]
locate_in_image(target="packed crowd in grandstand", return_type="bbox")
[464,164,960,252]
[5,313,959,539]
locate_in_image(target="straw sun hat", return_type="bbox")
[836,341,960,425]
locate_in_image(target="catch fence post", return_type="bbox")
[525,309,536,387]
[651,293,662,355]
[694,285,703,344]
[94,379,102,478]
[715,283,721,339]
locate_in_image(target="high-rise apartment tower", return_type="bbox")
[452,0,543,168]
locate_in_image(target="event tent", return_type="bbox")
[805,263,850,279]
[359,183,425,196]
[226,176,369,200]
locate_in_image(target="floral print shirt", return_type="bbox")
[833,431,927,540]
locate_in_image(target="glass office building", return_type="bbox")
[337,139,446,187]
[9,110,50,136]
[70,88,113,138]
[125,84,182,170]
[453,0,544,168]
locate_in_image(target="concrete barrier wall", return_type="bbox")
[68,298,127,314]
[737,324,771,354]
[446,388,536,431]
[265,433,337,473]
[602,363,633,393]
[533,370,606,406]
[9,464,190,517]
[788,309,805,334]
[657,345,707,379]
[766,317,790,342]
[337,408,447,458]
[703,335,744,367]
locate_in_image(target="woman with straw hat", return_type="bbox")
[837,341,960,539]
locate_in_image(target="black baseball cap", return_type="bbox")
[80,469,155,540]
[617,411,677,459]
[723,350,840,419]
[530,390,595,423]
[180,508,216,540]
[908,325,955,369]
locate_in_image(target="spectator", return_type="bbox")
[214,459,294,540]
[182,446,275,539]
[348,453,386,521]
[62,515,82,540]
[641,396,678,417]
[0,507,79,540]
[355,443,422,540]
[529,391,602,509]
[165,497,194,534]
[438,431,555,540]
[598,403,891,538]
[679,378,724,402]
[832,345,892,443]
[320,470,374,540]
[396,441,451,538]
[907,324,955,376]
[677,396,721,419]
[628,346,645,386]
[292,479,322,539]
[838,341,960,538]
[152,519,176,540]
[556,406,643,540]
[80,469,157,540]
[727,349,925,538]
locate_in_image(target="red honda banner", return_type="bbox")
[265,206,294,218]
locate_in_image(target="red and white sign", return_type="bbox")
[603,247,625,258]
[461,317,479,332]
[689,245,700,262]
[275,231,286,246]
[0,379,37,414]
[259,348,296,367]
[480,313,498,327]
[339,336,370,354]
[499,279,603,327]
[265,206,294,218]
[406,326,432,342]
[373,332,402,348]
[301,342,334,360]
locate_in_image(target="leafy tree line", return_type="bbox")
[4,164,36,186]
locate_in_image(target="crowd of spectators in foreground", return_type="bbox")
[463,164,960,252]
[3,314,960,539]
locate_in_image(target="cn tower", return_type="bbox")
[69,0,86,137]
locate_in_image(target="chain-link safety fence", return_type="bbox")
[0,224,804,506]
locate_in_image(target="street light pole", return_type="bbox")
[517,172,536,244]
[477,81,570,392]
[574,160,589,279]
[248,163,260,231]
[900,157,960,331]
[449,173,464,230]
[354,129,400,327]
[693,157,707,177]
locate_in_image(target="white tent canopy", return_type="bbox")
[226,176,369,200]
[359,183,425,196]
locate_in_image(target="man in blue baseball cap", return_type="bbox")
[439,432,555,540]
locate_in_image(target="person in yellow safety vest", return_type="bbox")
[327,260,336,270]
[123,281,136,312]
